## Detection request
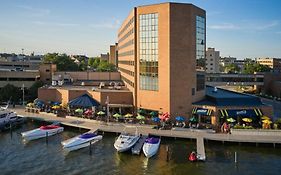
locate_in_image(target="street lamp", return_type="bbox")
[21,84,25,106]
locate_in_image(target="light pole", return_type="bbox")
[21,84,25,106]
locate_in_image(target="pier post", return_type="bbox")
[273,143,276,148]
[166,145,170,162]
[10,123,12,138]
[234,152,238,163]
[89,141,92,155]
[46,132,48,144]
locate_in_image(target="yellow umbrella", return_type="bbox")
[97,111,105,115]
[124,113,133,118]
[262,120,272,124]
[27,103,34,107]
[261,116,270,120]
[242,118,252,122]
[52,105,60,109]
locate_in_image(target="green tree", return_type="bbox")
[28,81,44,101]
[224,63,240,73]
[92,57,101,68]
[96,60,117,72]
[0,84,21,103]
[43,53,80,71]
[88,57,95,67]
[242,63,271,74]
[79,60,87,71]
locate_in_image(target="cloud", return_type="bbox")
[90,19,120,29]
[208,23,240,30]
[17,5,50,17]
[256,20,279,30]
[32,21,79,27]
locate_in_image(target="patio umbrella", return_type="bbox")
[75,108,83,113]
[189,117,197,123]
[159,112,170,121]
[150,111,158,116]
[27,103,34,107]
[97,111,105,115]
[152,117,160,122]
[175,116,185,122]
[124,113,133,118]
[261,116,270,120]
[227,118,236,123]
[113,113,122,118]
[136,114,145,120]
[262,119,272,124]
[84,109,93,115]
[138,109,145,114]
[52,105,60,110]
[242,118,252,122]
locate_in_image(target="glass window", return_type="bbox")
[139,13,159,91]
[196,16,206,69]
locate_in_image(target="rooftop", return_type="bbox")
[193,86,265,107]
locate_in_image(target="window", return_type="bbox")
[196,73,205,91]
[139,13,159,91]
[196,16,206,67]
[46,69,50,72]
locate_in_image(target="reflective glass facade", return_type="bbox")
[139,13,159,91]
[196,16,206,65]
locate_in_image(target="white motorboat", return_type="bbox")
[21,124,64,141]
[0,109,18,126]
[114,134,140,152]
[142,137,161,158]
[61,132,103,152]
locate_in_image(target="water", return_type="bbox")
[1,120,281,175]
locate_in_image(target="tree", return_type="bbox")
[242,63,271,74]
[224,63,240,73]
[28,81,44,101]
[96,60,117,72]
[79,60,87,71]
[0,84,21,103]
[43,53,80,71]
[88,57,95,67]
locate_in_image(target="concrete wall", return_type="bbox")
[38,87,133,106]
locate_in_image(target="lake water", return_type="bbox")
[1,120,281,175]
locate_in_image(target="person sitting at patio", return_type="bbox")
[221,122,230,133]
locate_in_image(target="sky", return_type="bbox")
[0,0,281,59]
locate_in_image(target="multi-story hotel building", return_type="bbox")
[117,2,206,117]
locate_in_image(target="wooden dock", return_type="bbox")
[196,137,206,161]
[13,107,281,146]
[132,135,148,155]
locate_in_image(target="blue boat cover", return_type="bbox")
[79,133,97,139]
[68,94,100,107]
[145,137,159,144]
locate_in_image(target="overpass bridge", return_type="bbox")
[205,73,264,87]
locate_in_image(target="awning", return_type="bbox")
[68,94,100,107]
[220,108,262,117]
[192,107,212,116]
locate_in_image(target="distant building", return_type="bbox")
[100,53,109,61]
[219,56,237,67]
[257,58,281,72]
[109,43,118,66]
[206,48,220,73]
[0,69,40,88]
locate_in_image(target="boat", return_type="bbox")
[188,151,197,162]
[142,137,161,158]
[114,127,140,152]
[0,109,25,131]
[61,132,103,152]
[21,124,64,141]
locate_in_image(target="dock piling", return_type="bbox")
[46,132,48,144]
[10,123,12,138]
[234,152,238,163]
[166,145,171,162]
[89,141,92,155]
